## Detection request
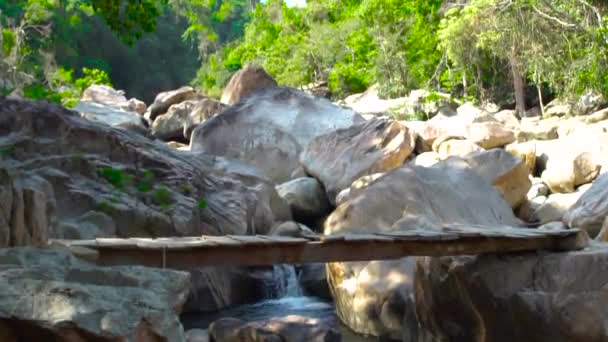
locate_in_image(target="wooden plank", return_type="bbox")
[202,236,242,246]
[256,235,310,244]
[226,235,275,245]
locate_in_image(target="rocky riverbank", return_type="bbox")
[1,65,608,341]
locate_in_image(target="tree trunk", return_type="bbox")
[510,55,526,116]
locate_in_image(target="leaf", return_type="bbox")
[198,197,207,209]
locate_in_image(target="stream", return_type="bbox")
[181,265,381,341]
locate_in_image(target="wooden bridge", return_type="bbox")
[50,224,589,269]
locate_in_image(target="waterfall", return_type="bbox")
[263,264,303,298]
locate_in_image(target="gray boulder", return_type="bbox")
[191,87,363,183]
[221,65,278,105]
[0,247,190,341]
[301,118,415,204]
[415,243,608,342]
[276,177,331,222]
[325,159,521,339]
[0,96,291,312]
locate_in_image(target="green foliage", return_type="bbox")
[1,29,15,55]
[153,186,172,209]
[197,197,207,209]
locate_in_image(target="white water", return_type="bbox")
[264,264,303,298]
[181,264,378,341]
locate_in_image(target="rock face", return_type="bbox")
[0,96,290,310]
[325,159,521,339]
[276,177,331,223]
[0,247,190,341]
[564,173,608,236]
[146,86,200,122]
[301,118,414,204]
[191,87,363,183]
[209,316,341,342]
[221,65,278,105]
[415,244,608,342]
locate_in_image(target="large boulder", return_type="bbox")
[459,149,532,208]
[221,65,278,105]
[301,118,415,204]
[415,243,608,342]
[343,84,408,116]
[81,84,147,114]
[564,173,608,236]
[152,99,199,141]
[465,121,516,149]
[325,159,521,339]
[539,126,607,193]
[433,137,483,160]
[190,87,363,183]
[145,86,200,122]
[0,247,190,341]
[276,177,331,223]
[209,316,341,342]
[0,96,290,310]
[152,98,229,142]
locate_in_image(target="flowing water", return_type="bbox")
[181,265,382,341]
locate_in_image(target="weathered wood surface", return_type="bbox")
[49,225,590,269]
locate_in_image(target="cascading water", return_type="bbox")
[263,264,303,298]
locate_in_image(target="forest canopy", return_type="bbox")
[1,0,607,114]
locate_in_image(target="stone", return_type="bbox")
[414,244,608,342]
[269,221,314,237]
[191,87,363,183]
[434,138,483,160]
[0,247,190,341]
[301,118,414,204]
[411,151,440,167]
[585,107,608,124]
[465,121,516,149]
[542,151,601,193]
[459,149,531,208]
[526,177,549,199]
[564,173,608,237]
[543,98,572,117]
[73,101,147,129]
[506,141,537,174]
[209,316,341,342]
[517,118,559,142]
[574,91,605,116]
[0,96,291,311]
[595,217,608,242]
[184,98,228,139]
[334,173,385,206]
[493,109,521,130]
[81,84,147,115]
[145,86,200,122]
[325,159,521,339]
[533,192,585,224]
[186,329,210,342]
[343,84,408,115]
[517,196,546,223]
[221,65,278,105]
[276,177,331,222]
[152,99,199,141]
